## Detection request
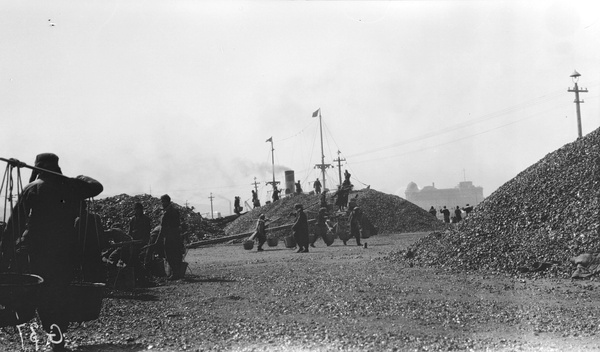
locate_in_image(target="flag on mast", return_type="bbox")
[265,137,272,143]
[312,108,320,118]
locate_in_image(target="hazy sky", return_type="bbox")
[1,0,599,216]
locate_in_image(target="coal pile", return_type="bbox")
[391,127,600,277]
[92,194,225,244]
[224,188,443,237]
[353,189,445,234]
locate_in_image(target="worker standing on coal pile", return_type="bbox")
[159,194,184,280]
[272,185,280,202]
[454,206,462,223]
[462,204,473,217]
[348,206,363,247]
[234,196,242,215]
[311,207,329,248]
[128,202,152,285]
[320,190,328,209]
[254,214,270,251]
[291,203,309,253]
[313,178,322,195]
[74,201,106,283]
[0,153,103,352]
[252,190,261,208]
[429,206,437,218]
[440,206,451,223]
[295,180,303,194]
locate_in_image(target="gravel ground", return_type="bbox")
[3,233,600,352]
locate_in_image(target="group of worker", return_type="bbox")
[251,195,368,254]
[429,204,474,223]
[0,153,186,352]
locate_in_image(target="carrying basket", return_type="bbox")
[67,282,105,323]
[150,258,167,277]
[337,231,352,242]
[243,240,254,250]
[283,236,296,248]
[323,232,335,246]
[267,237,279,247]
[0,273,43,327]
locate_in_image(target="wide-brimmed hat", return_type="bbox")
[29,153,62,182]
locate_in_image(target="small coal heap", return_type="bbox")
[93,194,225,244]
[390,128,600,277]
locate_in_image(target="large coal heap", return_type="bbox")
[224,188,444,237]
[92,194,225,243]
[393,127,600,277]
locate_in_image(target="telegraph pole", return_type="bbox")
[333,150,346,187]
[208,193,215,219]
[251,177,260,193]
[568,70,588,139]
[265,137,280,189]
[314,109,332,191]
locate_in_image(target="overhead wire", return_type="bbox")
[347,88,569,159]
[351,104,560,165]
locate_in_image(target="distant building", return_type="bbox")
[405,181,484,213]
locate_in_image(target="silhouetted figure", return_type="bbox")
[313,178,322,195]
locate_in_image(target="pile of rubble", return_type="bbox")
[92,194,225,244]
[224,189,444,238]
[391,127,600,277]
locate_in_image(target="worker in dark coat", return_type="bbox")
[440,206,451,223]
[159,194,184,280]
[295,180,303,194]
[320,190,328,209]
[252,190,261,208]
[254,214,270,251]
[348,206,363,247]
[272,186,280,202]
[313,178,322,195]
[74,200,106,283]
[234,196,242,214]
[429,206,437,218]
[291,204,309,253]
[454,206,462,223]
[0,153,103,352]
[128,202,152,283]
[311,207,329,247]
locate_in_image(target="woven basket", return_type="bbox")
[243,240,254,250]
[267,237,279,247]
[67,282,105,322]
[337,231,352,242]
[0,273,43,327]
[323,232,335,246]
[283,236,296,248]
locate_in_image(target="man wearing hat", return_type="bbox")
[159,194,184,280]
[1,153,103,352]
[291,203,309,253]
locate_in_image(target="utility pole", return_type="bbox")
[568,70,588,139]
[265,137,280,189]
[333,150,346,188]
[314,109,332,191]
[208,193,215,219]
[251,177,260,193]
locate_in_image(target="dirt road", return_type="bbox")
[3,232,600,352]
